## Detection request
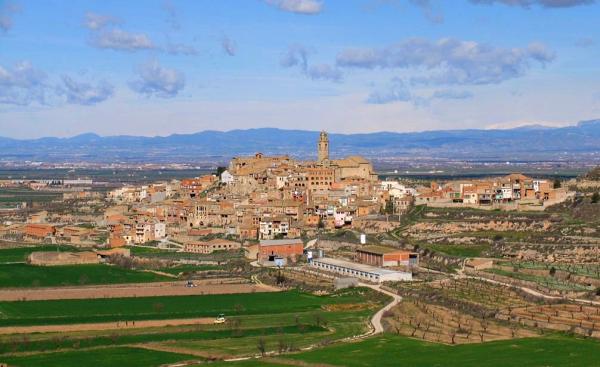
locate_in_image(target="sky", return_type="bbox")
[0,0,599,139]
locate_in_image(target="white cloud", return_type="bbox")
[281,44,341,82]
[166,42,198,55]
[221,36,236,56]
[337,38,555,85]
[431,89,474,100]
[58,76,114,105]
[366,78,412,104]
[0,1,20,33]
[281,44,310,71]
[264,0,323,14]
[307,64,342,82]
[89,28,155,51]
[0,61,47,106]
[129,60,185,98]
[84,12,121,30]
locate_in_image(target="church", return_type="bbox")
[228,131,377,189]
[314,131,377,183]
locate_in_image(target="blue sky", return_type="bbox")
[1,0,599,138]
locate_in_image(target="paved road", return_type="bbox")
[359,283,402,334]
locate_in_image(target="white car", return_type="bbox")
[214,314,226,324]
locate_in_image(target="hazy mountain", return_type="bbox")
[1,119,599,164]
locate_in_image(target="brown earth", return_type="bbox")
[0,317,215,335]
[0,279,280,301]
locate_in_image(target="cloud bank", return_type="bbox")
[129,60,185,98]
[337,38,554,85]
[265,0,323,14]
[0,61,47,106]
[58,76,114,105]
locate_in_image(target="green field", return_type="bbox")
[0,289,370,326]
[0,324,325,355]
[0,188,61,204]
[0,346,197,367]
[0,245,80,263]
[0,263,170,288]
[285,334,600,367]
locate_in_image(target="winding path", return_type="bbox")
[358,283,403,335]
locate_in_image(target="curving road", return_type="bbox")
[359,282,403,335]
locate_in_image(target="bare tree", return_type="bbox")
[257,338,266,356]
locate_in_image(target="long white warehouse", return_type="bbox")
[312,257,412,283]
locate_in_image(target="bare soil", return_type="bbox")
[0,278,279,301]
[0,317,214,335]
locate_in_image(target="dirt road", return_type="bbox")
[0,279,279,301]
[359,283,402,335]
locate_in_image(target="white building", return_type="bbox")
[381,181,417,198]
[221,170,234,185]
[154,222,166,239]
[312,257,412,283]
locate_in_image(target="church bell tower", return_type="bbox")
[318,131,329,164]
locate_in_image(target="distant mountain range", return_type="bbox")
[1,119,600,164]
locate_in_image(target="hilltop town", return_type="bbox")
[1,132,571,259]
[0,132,599,366]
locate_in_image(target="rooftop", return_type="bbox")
[259,238,303,246]
[314,257,410,276]
[357,245,408,255]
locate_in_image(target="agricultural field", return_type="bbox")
[499,303,600,338]
[0,346,198,367]
[0,245,80,263]
[388,278,537,315]
[0,263,170,288]
[483,268,591,292]
[0,288,383,327]
[0,288,385,366]
[158,263,223,275]
[0,188,61,205]
[277,334,600,367]
[383,278,540,344]
[420,243,490,258]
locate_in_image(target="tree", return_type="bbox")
[384,200,394,215]
[317,216,325,229]
[215,166,227,176]
[591,192,600,204]
[553,179,562,189]
[257,338,266,356]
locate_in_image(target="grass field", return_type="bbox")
[0,289,381,366]
[0,245,80,263]
[279,334,600,367]
[0,346,198,367]
[0,188,61,204]
[0,263,170,288]
[0,289,371,326]
[0,324,325,354]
